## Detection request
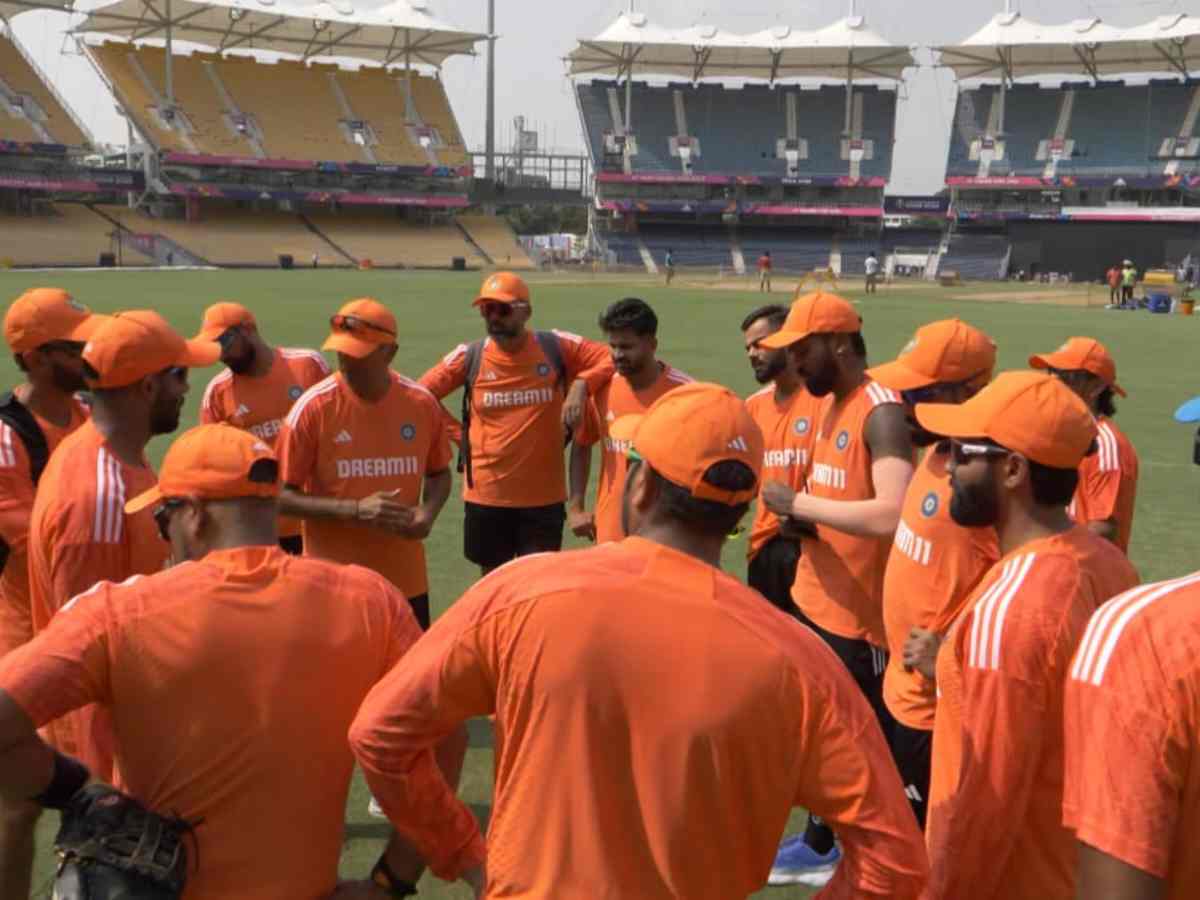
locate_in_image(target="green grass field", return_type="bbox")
[2,268,1197,898]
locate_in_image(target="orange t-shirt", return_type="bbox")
[791,379,902,646]
[925,527,1139,900]
[419,330,614,508]
[881,447,999,730]
[199,348,330,540]
[1064,573,1200,898]
[744,383,822,560]
[757,255,772,271]
[0,397,89,657]
[277,371,451,598]
[350,537,929,899]
[26,419,166,779]
[573,362,692,543]
[1069,416,1138,553]
[0,546,421,900]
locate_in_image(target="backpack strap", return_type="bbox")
[457,341,485,488]
[0,392,50,575]
[532,331,567,389]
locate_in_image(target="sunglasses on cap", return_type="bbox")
[152,498,187,542]
[37,340,86,356]
[330,314,396,338]
[949,439,1011,466]
[479,302,528,318]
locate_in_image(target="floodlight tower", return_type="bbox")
[485,0,495,182]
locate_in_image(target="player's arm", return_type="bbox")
[1077,462,1122,543]
[349,584,500,886]
[197,378,225,426]
[567,400,599,541]
[772,404,913,538]
[398,403,455,541]
[788,637,928,898]
[419,349,469,443]
[0,436,35,557]
[1076,845,1165,900]
[556,332,616,429]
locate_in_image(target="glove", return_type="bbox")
[52,784,194,899]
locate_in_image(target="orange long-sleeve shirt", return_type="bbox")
[350,537,928,899]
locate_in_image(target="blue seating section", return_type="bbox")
[940,234,1009,280]
[947,80,1200,178]
[740,230,832,271]
[577,80,897,179]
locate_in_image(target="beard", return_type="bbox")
[150,398,183,436]
[486,319,520,339]
[751,353,786,385]
[224,344,257,375]
[50,362,87,394]
[803,359,840,397]
[950,474,1000,527]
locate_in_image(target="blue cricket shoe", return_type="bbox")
[767,834,841,887]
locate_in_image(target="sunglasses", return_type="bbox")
[152,498,187,541]
[38,340,85,356]
[949,440,1011,466]
[479,302,520,318]
[330,314,396,338]
[901,371,990,407]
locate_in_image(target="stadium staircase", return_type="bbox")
[729,227,746,275]
[298,214,359,266]
[638,239,658,274]
[455,221,494,265]
[86,205,210,266]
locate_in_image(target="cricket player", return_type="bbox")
[918,371,1140,900]
[278,298,451,630]
[420,272,613,574]
[0,424,459,899]
[741,303,821,613]
[348,383,928,900]
[196,301,329,553]
[870,318,1000,828]
[1029,337,1139,552]
[568,297,691,543]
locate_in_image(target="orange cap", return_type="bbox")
[4,288,108,354]
[473,271,530,306]
[869,319,997,391]
[758,291,861,349]
[1028,337,1126,397]
[125,423,279,513]
[83,311,221,389]
[195,301,256,341]
[609,382,763,505]
[915,370,1097,469]
[322,298,398,358]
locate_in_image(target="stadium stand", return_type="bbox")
[457,214,535,268]
[739,229,833,272]
[838,237,883,275]
[90,42,468,166]
[601,231,645,267]
[939,233,1009,280]
[303,210,483,268]
[637,226,732,268]
[0,33,89,147]
[0,204,117,266]
[577,80,897,178]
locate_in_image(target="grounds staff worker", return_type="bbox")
[0,424,452,900]
[349,383,927,899]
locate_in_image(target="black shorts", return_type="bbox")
[747,536,801,616]
[889,721,932,829]
[278,535,303,556]
[407,593,430,631]
[463,501,566,571]
[796,610,894,740]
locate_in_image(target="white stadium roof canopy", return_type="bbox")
[566,12,915,82]
[936,11,1200,81]
[0,0,71,22]
[72,0,483,67]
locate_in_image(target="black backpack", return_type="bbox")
[458,332,566,488]
[0,392,50,575]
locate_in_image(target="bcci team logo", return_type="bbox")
[536,363,551,377]
[793,417,810,436]
[921,491,939,517]
[835,430,850,451]
[400,424,417,440]
[288,385,302,401]
[902,335,919,355]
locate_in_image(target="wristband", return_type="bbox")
[371,854,418,897]
[31,750,90,809]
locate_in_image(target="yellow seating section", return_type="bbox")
[458,214,535,269]
[305,210,483,268]
[0,205,116,265]
[0,34,87,146]
[335,67,427,166]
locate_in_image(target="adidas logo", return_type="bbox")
[905,785,924,803]
[727,436,749,452]
[483,371,498,381]
[606,410,616,422]
[235,403,251,418]
[334,430,353,444]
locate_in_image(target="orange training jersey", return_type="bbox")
[200,348,330,539]
[0,546,421,900]
[791,379,901,646]
[574,362,692,543]
[419,330,614,508]
[1064,573,1200,899]
[881,447,998,730]
[277,371,451,598]
[744,384,822,560]
[0,397,88,657]
[925,527,1139,900]
[350,537,929,899]
[1068,416,1138,553]
[26,419,165,778]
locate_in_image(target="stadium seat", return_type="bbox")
[0,204,118,266]
[0,33,88,146]
[304,210,484,268]
[457,214,535,269]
